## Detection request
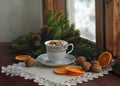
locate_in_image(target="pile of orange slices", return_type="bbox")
[54,66,85,76]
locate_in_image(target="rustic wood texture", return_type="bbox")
[53,0,66,16]
[118,32,120,56]
[105,0,114,54]
[113,0,120,56]
[95,0,105,50]
[0,43,120,86]
[42,0,66,24]
[42,0,54,24]
[105,0,120,57]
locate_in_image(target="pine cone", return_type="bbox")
[40,25,50,42]
[41,25,50,34]
[32,34,41,41]
[67,36,81,45]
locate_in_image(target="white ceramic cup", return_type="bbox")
[44,40,74,63]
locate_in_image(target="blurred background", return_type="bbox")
[67,0,95,42]
[0,0,43,42]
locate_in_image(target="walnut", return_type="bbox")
[91,64,102,73]
[41,25,50,34]
[82,62,92,72]
[25,57,36,67]
[91,60,100,65]
[75,56,86,66]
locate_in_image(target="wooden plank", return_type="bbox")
[48,0,54,10]
[118,32,120,56]
[42,0,66,24]
[95,0,105,50]
[113,0,120,56]
[105,0,114,54]
[105,0,120,57]
[42,0,54,24]
[53,0,66,16]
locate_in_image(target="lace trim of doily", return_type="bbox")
[1,62,113,86]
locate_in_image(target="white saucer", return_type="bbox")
[36,53,76,67]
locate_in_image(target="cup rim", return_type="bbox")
[44,40,68,47]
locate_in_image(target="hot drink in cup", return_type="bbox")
[45,40,74,63]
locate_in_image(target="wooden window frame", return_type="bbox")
[96,0,120,57]
[42,0,120,57]
[42,0,66,24]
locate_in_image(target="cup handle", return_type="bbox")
[66,43,74,54]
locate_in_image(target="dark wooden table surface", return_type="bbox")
[0,43,120,86]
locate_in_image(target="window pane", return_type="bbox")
[67,0,96,42]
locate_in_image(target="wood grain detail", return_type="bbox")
[105,0,120,56]
[53,0,66,16]
[95,0,105,50]
[42,0,66,24]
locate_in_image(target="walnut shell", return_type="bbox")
[75,56,86,66]
[91,60,100,65]
[82,62,92,72]
[25,57,36,67]
[91,64,102,73]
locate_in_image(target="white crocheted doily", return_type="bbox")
[1,62,113,86]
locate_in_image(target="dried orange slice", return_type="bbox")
[67,71,84,76]
[98,51,112,68]
[54,66,85,76]
[15,55,31,61]
[65,66,85,76]
[54,67,68,75]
